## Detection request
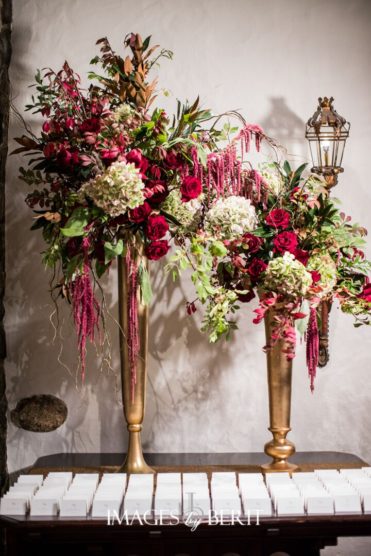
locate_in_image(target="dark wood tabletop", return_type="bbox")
[1,451,371,556]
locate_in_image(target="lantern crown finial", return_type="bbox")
[307,96,348,130]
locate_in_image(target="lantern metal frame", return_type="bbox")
[305,97,350,188]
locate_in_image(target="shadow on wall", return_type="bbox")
[261,97,308,164]
[144,262,237,453]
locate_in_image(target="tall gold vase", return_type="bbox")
[261,310,298,473]
[117,248,154,474]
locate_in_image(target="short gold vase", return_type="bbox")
[117,249,154,474]
[261,310,298,473]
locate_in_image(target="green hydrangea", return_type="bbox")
[161,189,201,231]
[264,252,312,297]
[307,253,337,297]
[79,161,145,217]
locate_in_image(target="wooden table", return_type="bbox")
[1,451,371,556]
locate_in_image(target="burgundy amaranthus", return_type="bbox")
[71,238,100,381]
[193,123,268,204]
[306,307,319,392]
[126,247,140,402]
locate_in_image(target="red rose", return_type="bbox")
[266,208,291,229]
[129,202,152,223]
[311,271,321,284]
[241,233,262,253]
[43,143,56,158]
[146,214,169,240]
[57,147,79,167]
[165,150,183,170]
[126,149,149,174]
[247,258,268,280]
[180,176,202,203]
[295,248,310,266]
[145,240,170,261]
[273,231,298,254]
[358,283,371,303]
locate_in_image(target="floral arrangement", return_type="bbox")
[16,33,371,393]
[15,33,232,385]
[168,154,371,390]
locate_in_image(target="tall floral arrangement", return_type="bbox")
[16,33,233,383]
[168,138,371,390]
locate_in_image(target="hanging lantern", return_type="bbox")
[305,97,350,188]
[305,97,351,368]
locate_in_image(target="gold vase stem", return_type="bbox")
[117,245,154,474]
[262,310,298,473]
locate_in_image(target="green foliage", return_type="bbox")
[104,240,124,264]
[139,264,153,305]
[60,208,90,237]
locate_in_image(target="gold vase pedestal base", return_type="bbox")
[119,424,155,474]
[261,428,299,474]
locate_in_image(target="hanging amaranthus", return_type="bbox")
[125,246,140,402]
[306,307,319,392]
[194,123,268,203]
[71,237,100,381]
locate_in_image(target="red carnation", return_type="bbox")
[146,214,169,240]
[126,149,149,174]
[241,233,263,253]
[295,248,310,266]
[145,239,170,261]
[311,271,321,284]
[42,121,51,133]
[266,208,291,229]
[247,258,268,280]
[273,231,298,254]
[180,176,202,203]
[79,118,101,133]
[145,180,168,205]
[129,202,152,223]
[358,283,371,303]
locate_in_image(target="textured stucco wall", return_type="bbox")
[5,0,371,499]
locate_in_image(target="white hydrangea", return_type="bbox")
[204,195,257,239]
[79,161,145,217]
[264,252,312,297]
[260,162,284,196]
[113,103,135,122]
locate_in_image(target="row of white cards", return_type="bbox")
[2,468,371,518]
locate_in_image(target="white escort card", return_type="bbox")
[17,474,44,487]
[60,473,99,517]
[238,474,272,517]
[155,473,182,516]
[91,474,126,518]
[267,476,305,516]
[123,473,154,516]
[182,473,210,515]
[211,472,241,514]
[31,485,67,516]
